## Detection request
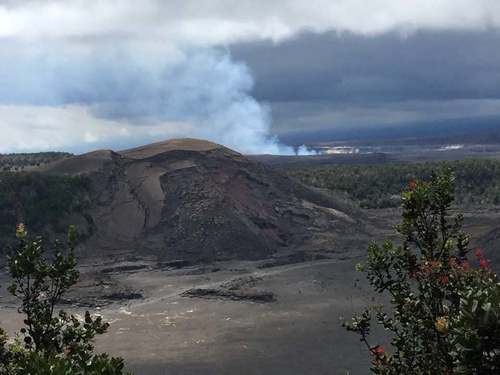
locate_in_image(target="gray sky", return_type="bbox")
[1,1,500,153]
[231,30,500,137]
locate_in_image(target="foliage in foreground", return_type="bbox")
[344,171,500,374]
[0,225,130,374]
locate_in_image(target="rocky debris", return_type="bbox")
[182,275,275,303]
[102,292,143,301]
[179,267,221,276]
[60,276,144,307]
[101,264,150,274]
[157,260,192,269]
[220,276,262,290]
[258,251,330,269]
[182,288,275,303]
[59,298,103,308]
[60,289,143,308]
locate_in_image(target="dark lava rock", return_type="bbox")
[158,259,192,269]
[103,292,143,301]
[182,274,275,303]
[182,288,275,303]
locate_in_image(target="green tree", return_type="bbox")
[0,224,131,374]
[344,171,500,374]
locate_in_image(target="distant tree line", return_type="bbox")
[0,152,72,172]
[288,159,500,208]
[0,172,92,244]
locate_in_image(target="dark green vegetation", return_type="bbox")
[288,159,500,208]
[345,172,500,374]
[0,152,71,171]
[0,225,131,374]
[0,173,91,242]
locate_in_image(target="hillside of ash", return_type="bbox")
[1,139,368,263]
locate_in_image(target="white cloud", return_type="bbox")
[1,0,500,44]
[0,105,191,153]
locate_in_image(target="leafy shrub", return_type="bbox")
[344,171,500,374]
[0,224,131,374]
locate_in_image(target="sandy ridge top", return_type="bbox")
[119,138,231,160]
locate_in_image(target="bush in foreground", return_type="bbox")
[0,224,131,375]
[344,171,500,374]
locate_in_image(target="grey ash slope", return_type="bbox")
[41,139,367,262]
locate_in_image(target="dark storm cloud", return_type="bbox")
[230,30,500,137]
[232,30,500,104]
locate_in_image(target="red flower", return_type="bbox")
[438,274,449,285]
[371,345,387,366]
[372,345,385,356]
[418,260,442,277]
[449,257,471,273]
[408,179,417,190]
[474,247,491,271]
[474,248,483,258]
[479,258,491,270]
[461,260,471,271]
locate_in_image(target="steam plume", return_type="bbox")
[0,44,308,154]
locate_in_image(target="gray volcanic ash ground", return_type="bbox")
[0,254,374,375]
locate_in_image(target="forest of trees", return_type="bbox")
[288,159,500,208]
[0,172,91,241]
[0,152,72,172]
